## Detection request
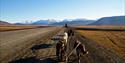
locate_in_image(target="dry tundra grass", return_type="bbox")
[0,25,50,31]
[75,26,125,61]
[74,25,125,30]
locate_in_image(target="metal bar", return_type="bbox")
[65,41,80,63]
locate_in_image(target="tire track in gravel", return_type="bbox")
[0,27,62,63]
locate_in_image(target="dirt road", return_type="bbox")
[0,27,62,63]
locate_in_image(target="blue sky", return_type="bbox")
[0,0,125,23]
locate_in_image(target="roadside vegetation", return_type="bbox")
[75,26,125,60]
[0,25,50,31]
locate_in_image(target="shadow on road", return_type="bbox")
[9,57,58,63]
[31,44,52,50]
[9,57,40,63]
[40,58,58,63]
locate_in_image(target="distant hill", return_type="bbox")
[14,23,26,25]
[31,19,56,25]
[31,20,49,25]
[50,19,95,26]
[0,20,11,25]
[89,16,125,25]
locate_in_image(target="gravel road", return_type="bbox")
[0,27,61,63]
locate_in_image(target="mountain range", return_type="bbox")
[89,16,125,25]
[0,20,12,25]
[50,19,95,26]
[0,16,125,26]
[31,19,56,25]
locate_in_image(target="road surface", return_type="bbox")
[0,27,61,63]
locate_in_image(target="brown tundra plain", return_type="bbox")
[73,26,125,63]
